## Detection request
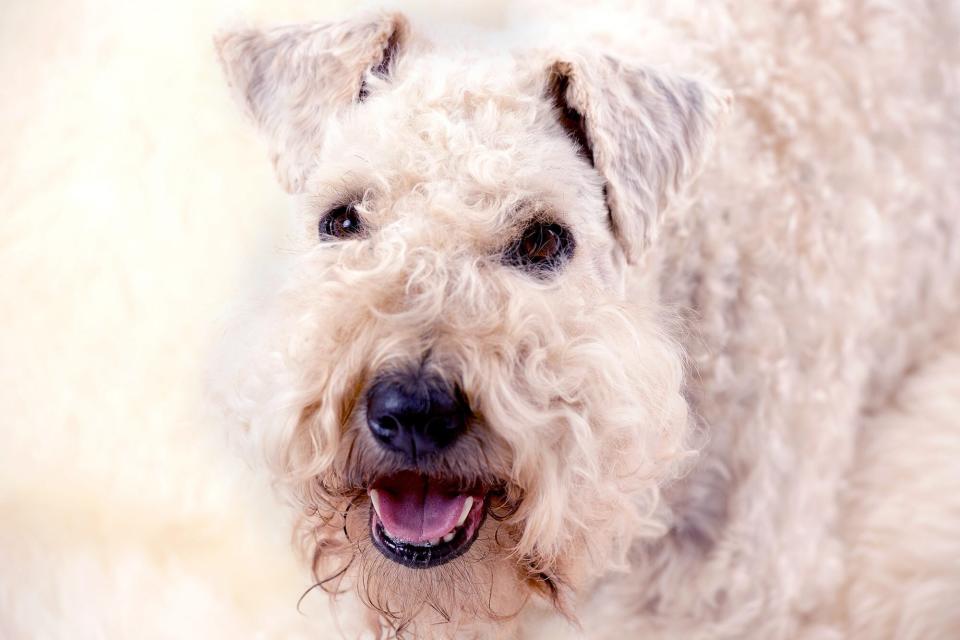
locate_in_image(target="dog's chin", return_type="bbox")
[367,470,489,569]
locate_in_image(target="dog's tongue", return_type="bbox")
[372,472,468,544]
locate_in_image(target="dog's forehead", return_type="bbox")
[352,52,548,148]
[396,51,544,119]
[318,50,596,218]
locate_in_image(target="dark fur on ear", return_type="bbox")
[547,68,594,167]
[359,26,403,102]
[547,57,729,262]
[215,12,409,193]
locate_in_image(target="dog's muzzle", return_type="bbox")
[364,371,488,568]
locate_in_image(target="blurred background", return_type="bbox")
[0,0,510,637]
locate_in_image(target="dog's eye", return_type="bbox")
[319,203,364,240]
[506,221,574,274]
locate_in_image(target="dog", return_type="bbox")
[213,3,960,637]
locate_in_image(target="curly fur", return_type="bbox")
[212,2,960,638]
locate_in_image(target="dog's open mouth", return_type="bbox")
[368,471,487,568]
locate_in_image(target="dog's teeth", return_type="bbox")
[427,537,440,546]
[456,497,473,527]
[443,532,455,543]
[369,489,382,518]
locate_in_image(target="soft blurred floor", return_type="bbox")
[0,0,503,637]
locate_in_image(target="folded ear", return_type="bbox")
[547,55,729,263]
[215,12,409,193]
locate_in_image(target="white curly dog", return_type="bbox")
[214,2,960,637]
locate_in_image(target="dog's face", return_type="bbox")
[216,12,723,634]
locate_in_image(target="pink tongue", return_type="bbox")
[373,472,468,544]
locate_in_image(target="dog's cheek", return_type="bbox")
[518,296,693,577]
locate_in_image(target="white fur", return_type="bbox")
[212,1,960,637]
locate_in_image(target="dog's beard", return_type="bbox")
[296,473,558,635]
[274,320,692,633]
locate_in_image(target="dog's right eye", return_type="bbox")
[319,203,364,240]
[505,221,574,276]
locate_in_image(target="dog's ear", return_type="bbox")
[215,13,409,193]
[546,56,729,263]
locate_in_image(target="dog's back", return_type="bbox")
[565,3,960,637]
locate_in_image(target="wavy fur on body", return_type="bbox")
[213,2,960,638]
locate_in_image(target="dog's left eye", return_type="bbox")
[506,221,574,275]
[319,203,364,240]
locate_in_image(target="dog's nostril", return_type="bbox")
[369,415,400,439]
[426,416,453,432]
[365,374,468,460]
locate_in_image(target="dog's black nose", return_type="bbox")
[365,373,468,461]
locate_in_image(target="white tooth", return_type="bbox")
[369,489,382,518]
[456,497,473,528]
[428,537,440,546]
[443,532,455,543]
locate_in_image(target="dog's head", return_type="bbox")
[215,11,724,635]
